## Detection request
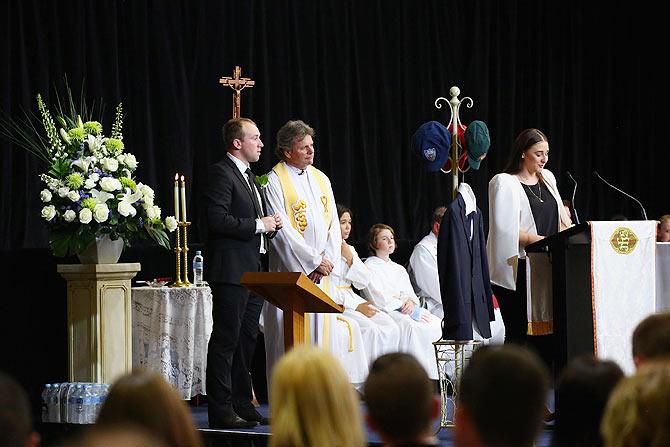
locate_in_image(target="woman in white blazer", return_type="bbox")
[487,128,572,346]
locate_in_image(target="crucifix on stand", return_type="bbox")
[219,66,255,118]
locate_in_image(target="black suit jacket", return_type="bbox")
[203,155,267,285]
[437,194,495,340]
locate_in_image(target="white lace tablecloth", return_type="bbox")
[132,286,213,399]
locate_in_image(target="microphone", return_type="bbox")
[592,171,648,220]
[565,171,580,225]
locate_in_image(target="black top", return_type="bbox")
[522,181,558,237]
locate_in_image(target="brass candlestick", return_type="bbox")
[171,221,191,287]
[181,221,191,286]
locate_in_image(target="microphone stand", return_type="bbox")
[593,171,648,220]
[566,171,580,225]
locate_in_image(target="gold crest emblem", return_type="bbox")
[609,227,638,254]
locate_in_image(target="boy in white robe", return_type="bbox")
[332,204,401,364]
[362,224,442,379]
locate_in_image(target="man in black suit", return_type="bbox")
[204,117,282,429]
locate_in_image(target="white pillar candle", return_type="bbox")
[180,175,187,221]
[174,173,180,222]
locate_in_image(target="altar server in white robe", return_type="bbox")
[362,223,442,379]
[262,120,368,389]
[333,204,401,364]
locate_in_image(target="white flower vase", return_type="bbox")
[77,235,124,264]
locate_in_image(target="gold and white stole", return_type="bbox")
[272,162,334,346]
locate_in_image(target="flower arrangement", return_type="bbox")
[0,86,177,257]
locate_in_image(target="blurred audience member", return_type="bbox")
[601,361,670,447]
[270,345,365,447]
[632,311,670,367]
[658,215,670,242]
[0,371,40,447]
[96,369,202,447]
[364,352,439,446]
[62,425,167,447]
[455,345,549,447]
[552,355,624,447]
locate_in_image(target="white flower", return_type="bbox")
[145,205,161,219]
[101,158,119,172]
[41,205,56,221]
[99,177,122,192]
[93,203,109,223]
[72,157,92,172]
[59,128,71,144]
[137,183,155,205]
[122,153,138,170]
[63,209,76,222]
[90,189,114,204]
[67,191,80,202]
[86,135,103,154]
[165,216,178,232]
[57,187,70,198]
[89,172,100,182]
[117,200,137,217]
[79,208,93,224]
[40,189,52,203]
[84,178,97,189]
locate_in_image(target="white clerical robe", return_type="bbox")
[408,232,443,318]
[262,162,369,387]
[362,256,442,379]
[331,244,401,364]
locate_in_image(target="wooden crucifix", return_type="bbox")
[219,66,255,118]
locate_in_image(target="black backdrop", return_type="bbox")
[2,0,669,251]
[2,0,670,425]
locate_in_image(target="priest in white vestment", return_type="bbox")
[362,224,442,379]
[333,204,401,364]
[262,120,369,389]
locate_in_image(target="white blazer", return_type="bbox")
[487,169,572,290]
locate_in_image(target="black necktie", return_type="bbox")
[245,168,263,218]
[466,212,474,241]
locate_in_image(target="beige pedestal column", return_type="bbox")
[57,263,141,383]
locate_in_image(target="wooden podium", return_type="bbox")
[241,272,343,350]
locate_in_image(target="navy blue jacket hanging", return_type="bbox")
[437,193,495,340]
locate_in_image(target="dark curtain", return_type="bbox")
[2,0,669,250]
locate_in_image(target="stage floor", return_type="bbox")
[193,398,555,447]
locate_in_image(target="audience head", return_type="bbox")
[96,368,202,447]
[431,206,447,236]
[64,425,167,447]
[503,128,549,175]
[364,353,438,445]
[270,345,365,447]
[601,361,670,447]
[455,345,549,447]
[367,223,395,257]
[337,203,353,241]
[658,215,670,242]
[632,311,670,367]
[552,354,624,447]
[0,371,40,447]
[275,120,315,168]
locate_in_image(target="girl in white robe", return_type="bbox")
[361,224,442,379]
[332,205,401,365]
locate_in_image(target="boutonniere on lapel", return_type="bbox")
[255,174,269,189]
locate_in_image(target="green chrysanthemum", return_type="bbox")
[105,138,124,156]
[68,127,86,143]
[81,198,97,210]
[66,173,84,189]
[119,177,136,190]
[83,121,103,136]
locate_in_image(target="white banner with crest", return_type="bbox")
[591,221,656,374]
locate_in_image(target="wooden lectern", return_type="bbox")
[241,272,343,350]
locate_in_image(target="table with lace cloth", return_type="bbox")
[131,286,213,399]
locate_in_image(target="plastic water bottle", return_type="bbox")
[50,383,61,423]
[68,383,82,424]
[74,384,86,424]
[59,383,71,423]
[82,384,95,424]
[193,250,204,286]
[41,384,52,422]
